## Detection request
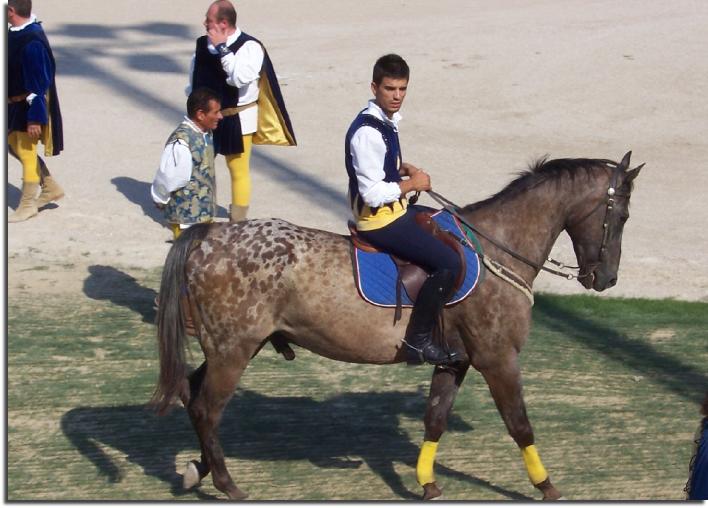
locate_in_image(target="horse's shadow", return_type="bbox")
[83,265,157,324]
[60,388,531,501]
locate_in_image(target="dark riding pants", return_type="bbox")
[357,207,462,280]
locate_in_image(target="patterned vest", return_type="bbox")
[163,123,216,225]
[345,110,406,230]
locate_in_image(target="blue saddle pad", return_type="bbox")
[352,209,481,307]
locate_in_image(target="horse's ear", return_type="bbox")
[618,151,632,170]
[624,162,644,183]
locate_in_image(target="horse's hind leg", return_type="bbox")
[181,362,211,489]
[417,363,469,500]
[185,358,250,500]
[479,354,561,500]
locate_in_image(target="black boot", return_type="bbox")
[403,269,458,366]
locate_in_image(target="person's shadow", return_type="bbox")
[83,265,157,324]
[60,387,531,501]
[111,177,229,227]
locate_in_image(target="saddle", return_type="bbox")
[349,211,468,323]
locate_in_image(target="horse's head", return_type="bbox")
[566,151,643,291]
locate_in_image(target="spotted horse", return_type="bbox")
[151,152,643,500]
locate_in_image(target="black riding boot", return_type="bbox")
[403,269,458,366]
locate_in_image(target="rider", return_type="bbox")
[345,54,461,366]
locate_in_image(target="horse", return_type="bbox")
[150,151,643,500]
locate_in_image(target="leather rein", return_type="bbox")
[423,163,628,282]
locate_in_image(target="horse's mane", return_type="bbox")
[463,156,620,212]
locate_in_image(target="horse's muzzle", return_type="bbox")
[583,269,617,292]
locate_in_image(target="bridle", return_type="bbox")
[563,162,630,278]
[424,162,629,282]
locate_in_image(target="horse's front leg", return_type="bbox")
[417,362,470,500]
[479,353,561,500]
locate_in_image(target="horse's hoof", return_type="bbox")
[226,485,248,500]
[542,490,562,501]
[422,482,443,500]
[535,477,562,500]
[182,461,202,490]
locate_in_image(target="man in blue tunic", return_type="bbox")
[188,0,296,223]
[687,391,708,499]
[345,54,461,366]
[7,0,64,223]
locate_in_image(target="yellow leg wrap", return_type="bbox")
[521,445,548,485]
[8,131,41,183]
[225,134,253,207]
[416,440,439,486]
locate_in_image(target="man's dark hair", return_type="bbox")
[372,54,410,85]
[214,0,237,27]
[187,87,221,119]
[8,0,32,18]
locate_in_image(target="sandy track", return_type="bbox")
[6,0,708,302]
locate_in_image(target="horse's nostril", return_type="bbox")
[608,278,617,288]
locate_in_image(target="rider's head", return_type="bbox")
[371,54,410,119]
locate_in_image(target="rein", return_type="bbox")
[427,190,581,280]
[426,162,627,292]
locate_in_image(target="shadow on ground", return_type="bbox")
[111,177,229,226]
[83,265,158,324]
[52,23,349,221]
[534,295,708,404]
[61,388,530,501]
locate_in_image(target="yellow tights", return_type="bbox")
[224,134,253,207]
[8,131,40,183]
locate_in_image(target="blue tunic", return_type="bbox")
[7,21,63,155]
[688,418,708,500]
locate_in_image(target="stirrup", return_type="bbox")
[402,339,457,366]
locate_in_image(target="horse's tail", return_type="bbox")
[150,223,211,415]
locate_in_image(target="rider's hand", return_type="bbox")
[408,170,431,192]
[400,162,421,177]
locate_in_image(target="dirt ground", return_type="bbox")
[6,0,708,302]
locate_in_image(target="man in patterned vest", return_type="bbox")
[345,54,461,366]
[151,88,223,240]
[7,0,65,223]
[188,0,296,223]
